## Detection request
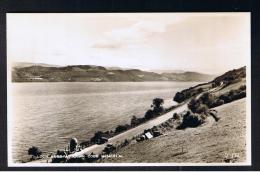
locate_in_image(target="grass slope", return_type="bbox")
[100,98,246,163]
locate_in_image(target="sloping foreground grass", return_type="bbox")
[100,98,246,163]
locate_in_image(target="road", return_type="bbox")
[67,103,188,160]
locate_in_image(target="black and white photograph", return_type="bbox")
[6,13,251,166]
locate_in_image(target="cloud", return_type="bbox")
[90,19,178,50]
[91,41,123,49]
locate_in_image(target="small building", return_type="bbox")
[144,132,153,139]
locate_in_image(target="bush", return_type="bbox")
[198,87,204,93]
[144,109,154,120]
[228,90,235,97]
[238,90,246,98]
[103,144,116,154]
[196,104,209,114]
[153,106,165,114]
[90,131,105,143]
[188,98,209,114]
[130,115,143,126]
[211,99,224,108]
[219,93,231,103]
[173,113,180,120]
[152,98,164,108]
[188,99,200,113]
[28,146,42,159]
[120,139,130,147]
[152,98,165,114]
[199,92,215,107]
[173,92,185,103]
[219,88,246,104]
[177,111,205,129]
[115,124,130,133]
[239,85,246,91]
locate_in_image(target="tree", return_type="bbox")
[130,115,139,126]
[28,146,42,159]
[188,98,208,114]
[152,98,164,108]
[144,109,154,120]
[174,92,185,103]
[188,98,200,113]
[115,124,130,133]
[90,131,104,143]
[152,98,164,113]
[199,92,215,107]
[177,111,205,129]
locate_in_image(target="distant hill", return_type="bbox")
[161,72,215,82]
[11,63,216,82]
[149,69,186,74]
[12,62,61,68]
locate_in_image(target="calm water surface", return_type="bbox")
[10,82,199,162]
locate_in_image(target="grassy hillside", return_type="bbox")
[173,66,246,103]
[100,98,246,163]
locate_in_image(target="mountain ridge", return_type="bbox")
[12,63,216,82]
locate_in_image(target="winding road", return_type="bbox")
[67,103,188,160]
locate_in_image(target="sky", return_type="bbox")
[7,13,250,74]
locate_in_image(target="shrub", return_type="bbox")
[103,144,116,154]
[90,131,104,143]
[173,113,180,120]
[228,90,235,97]
[219,88,246,104]
[188,99,201,113]
[153,106,164,114]
[152,98,164,108]
[115,124,130,133]
[219,93,231,103]
[238,90,246,98]
[196,104,209,114]
[199,92,215,107]
[198,87,204,93]
[130,115,143,126]
[239,85,246,91]
[152,98,165,114]
[173,92,185,103]
[211,99,224,108]
[177,111,205,129]
[28,146,42,159]
[130,115,137,126]
[144,109,154,120]
[188,98,209,114]
[121,139,130,147]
